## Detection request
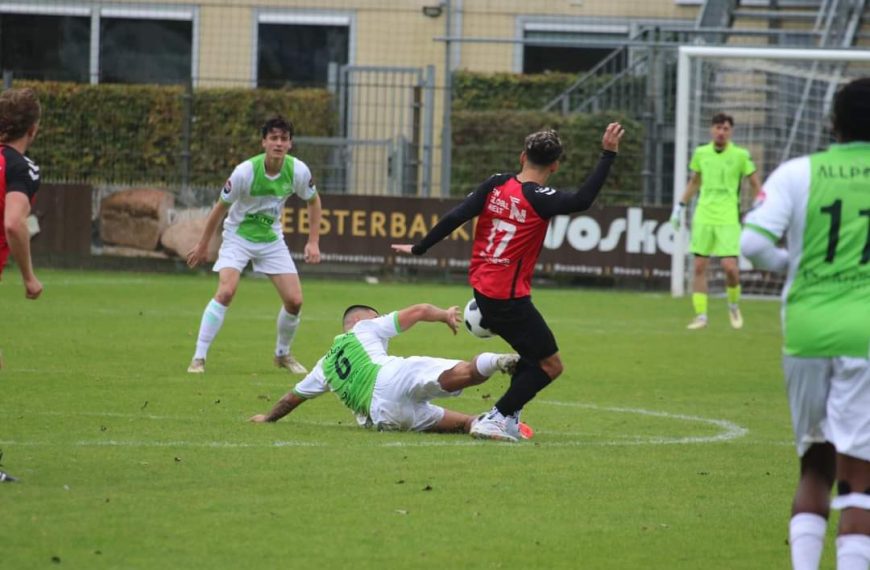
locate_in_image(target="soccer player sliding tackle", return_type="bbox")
[250,303,531,438]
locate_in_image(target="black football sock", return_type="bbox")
[494,361,552,416]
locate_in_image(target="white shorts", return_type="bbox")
[369,356,462,432]
[784,355,870,461]
[212,233,297,275]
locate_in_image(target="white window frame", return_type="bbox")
[0,1,199,85]
[252,8,355,87]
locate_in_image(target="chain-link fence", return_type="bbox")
[3,0,868,207]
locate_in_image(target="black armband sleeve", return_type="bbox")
[411,177,500,255]
[528,150,617,218]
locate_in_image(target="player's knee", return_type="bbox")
[215,289,235,306]
[541,358,563,380]
[284,297,302,314]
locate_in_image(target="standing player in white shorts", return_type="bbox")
[186,116,322,375]
[741,77,870,570]
[249,303,530,438]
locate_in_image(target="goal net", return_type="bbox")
[671,46,870,297]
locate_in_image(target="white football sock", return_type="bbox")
[837,535,870,570]
[790,513,827,570]
[474,352,500,377]
[194,299,227,359]
[275,307,300,356]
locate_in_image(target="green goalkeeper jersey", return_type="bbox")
[690,142,757,225]
[744,142,870,358]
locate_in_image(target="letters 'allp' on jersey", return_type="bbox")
[220,153,316,244]
[745,142,870,358]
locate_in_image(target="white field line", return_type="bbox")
[0,400,756,448]
[535,400,750,444]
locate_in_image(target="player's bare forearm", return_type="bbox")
[748,172,762,200]
[252,392,307,423]
[681,173,701,203]
[4,194,35,280]
[304,195,322,263]
[397,304,459,334]
[187,201,228,267]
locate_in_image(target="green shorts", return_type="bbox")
[690,223,740,257]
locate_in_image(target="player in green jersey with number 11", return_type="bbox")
[671,113,762,330]
[742,77,870,570]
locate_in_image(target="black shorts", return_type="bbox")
[473,289,558,362]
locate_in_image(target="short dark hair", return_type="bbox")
[832,77,870,143]
[523,129,563,166]
[711,113,734,127]
[261,115,294,139]
[342,304,378,325]
[0,88,41,143]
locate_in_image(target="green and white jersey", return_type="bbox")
[744,142,870,358]
[291,312,403,415]
[219,153,317,243]
[689,142,757,225]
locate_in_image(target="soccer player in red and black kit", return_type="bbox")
[393,123,624,441]
[0,87,43,482]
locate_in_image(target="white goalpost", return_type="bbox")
[671,45,870,297]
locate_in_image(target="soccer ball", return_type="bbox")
[463,298,494,339]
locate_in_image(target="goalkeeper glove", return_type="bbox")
[670,202,686,230]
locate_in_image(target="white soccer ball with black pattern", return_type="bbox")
[463,298,494,339]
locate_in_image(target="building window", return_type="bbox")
[100,17,193,84]
[257,13,351,88]
[0,3,197,85]
[0,12,90,82]
[521,23,630,74]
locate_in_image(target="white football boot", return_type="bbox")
[686,315,708,330]
[187,358,205,374]
[274,354,308,374]
[729,306,744,330]
[470,412,518,443]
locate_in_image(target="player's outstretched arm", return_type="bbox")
[250,391,308,423]
[186,200,229,268]
[391,178,494,255]
[530,123,624,218]
[396,303,459,334]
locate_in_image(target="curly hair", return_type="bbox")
[523,129,563,166]
[832,77,870,143]
[0,88,41,143]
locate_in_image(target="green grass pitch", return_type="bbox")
[0,269,830,568]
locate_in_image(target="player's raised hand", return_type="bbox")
[444,305,460,335]
[602,122,625,152]
[391,244,413,255]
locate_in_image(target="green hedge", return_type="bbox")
[20,81,336,188]
[452,71,578,111]
[451,110,644,203]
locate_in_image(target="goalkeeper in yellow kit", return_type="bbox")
[671,112,762,329]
